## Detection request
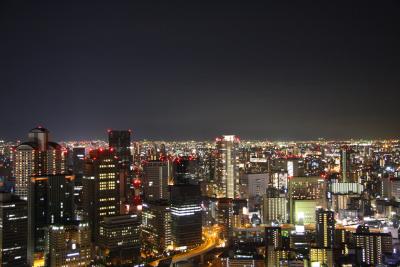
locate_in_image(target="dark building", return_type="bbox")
[108,130,133,211]
[0,156,13,192]
[216,198,233,243]
[72,147,85,184]
[172,156,199,185]
[97,214,141,266]
[108,130,132,164]
[0,193,28,266]
[170,184,202,249]
[28,175,75,264]
[82,149,119,243]
[315,208,335,248]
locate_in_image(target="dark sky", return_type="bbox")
[1,1,400,141]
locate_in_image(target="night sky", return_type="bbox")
[1,1,400,141]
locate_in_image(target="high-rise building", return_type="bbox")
[215,135,240,198]
[216,198,233,242]
[232,199,248,228]
[72,147,85,184]
[310,247,334,267]
[141,200,172,255]
[0,193,28,266]
[170,184,202,249]
[340,147,353,182]
[270,172,288,191]
[352,228,392,266]
[108,130,132,164]
[97,214,141,266]
[14,127,65,200]
[262,188,288,224]
[82,149,119,242]
[28,175,75,264]
[265,226,282,249]
[143,160,171,202]
[266,247,291,267]
[172,156,199,185]
[46,221,91,267]
[315,208,335,248]
[108,130,133,212]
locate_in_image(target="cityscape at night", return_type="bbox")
[1,1,400,267]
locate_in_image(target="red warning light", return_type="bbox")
[133,195,141,205]
[132,178,141,188]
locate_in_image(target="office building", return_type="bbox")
[315,208,335,248]
[170,184,202,249]
[143,160,171,201]
[28,175,75,264]
[141,200,172,255]
[0,193,28,266]
[265,226,282,249]
[217,198,233,242]
[46,221,91,267]
[97,214,140,266]
[82,149,119,243]
[108,130,132,164]
[352,226,392,266]
[262,188,288,224]
[232,199,248,228]
[310,248,334,267]
[72,147,85,184]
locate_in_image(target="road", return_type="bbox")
[148,225,222,267]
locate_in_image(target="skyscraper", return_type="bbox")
[28,175,75,264]
[0,193,28,266]
[265,226,282,249]
[72,147,85,184]
[215,135,240,198]
[14,127,65,200]
[141,200,172,255]
[315,208,335,248]
[82,149,119,242]
[47,221,91,267]
[108,130,132,164]
[108,130,133,212]
[262,188,288,224]
[216,198,233,243]
[340,147,353,183]
[170,184,202,249]
[352,226,392,265]
[97,214,141,265]
[143,160,171,202]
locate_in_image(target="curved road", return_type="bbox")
[148,225,222,266]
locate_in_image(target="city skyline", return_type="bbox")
[2,1,400,266]
[1,1,400,140]
[2,126,400,266]
[4,127,400,143]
